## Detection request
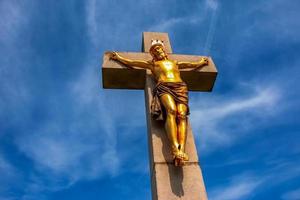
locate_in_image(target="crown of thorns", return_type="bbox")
[149,39,165,53]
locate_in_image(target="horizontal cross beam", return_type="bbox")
[102,52,217,91]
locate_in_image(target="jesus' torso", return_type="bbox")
[151,60,183,83]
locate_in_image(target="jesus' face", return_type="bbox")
[150,45,167,61]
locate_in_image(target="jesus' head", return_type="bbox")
[149,41,167,61]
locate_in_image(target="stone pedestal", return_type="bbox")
[145,74,208,200]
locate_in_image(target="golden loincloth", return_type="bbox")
[151,81,190,120]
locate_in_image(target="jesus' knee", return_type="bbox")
[166,106,177,118]
[177,110,187,121]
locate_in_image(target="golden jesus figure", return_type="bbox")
[109,40,208,166]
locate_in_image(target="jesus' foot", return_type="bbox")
[180,151,189,161]
[172,148,189,166]
[174,157,184,166]
[176,150,189,161]
[174,153,188,166]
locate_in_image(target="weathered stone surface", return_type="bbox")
[153,164,208,200]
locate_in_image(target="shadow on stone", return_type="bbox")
[152,119,185,197]
[169,165,184,197]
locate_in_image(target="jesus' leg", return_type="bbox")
[159,94,180,158]
[177,103,189,162]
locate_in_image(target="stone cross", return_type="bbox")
[102,32,217,200]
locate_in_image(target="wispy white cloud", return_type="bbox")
[0,153,20,199]
[0,154,17,181]
[190,83,281,153]
[9,63,123,198]
[206,0,219,11]
[0,0,133,190]
[204,0,220,54]
[209,173,262,200]
[85,0,153,50]
[15,63,121,181]
[282,188,300,200]
[219,0,300,71]
[209,159,300,199]
[0,1,33,137]
[85,0,98,46]
[0,1,148,197]
[147,15,204,33]
[147,0,219,33]
[145,0,220,55]
[269,161,300,186]
[13,57,148,197]
[252,0,300,43]
[0,1,27,45]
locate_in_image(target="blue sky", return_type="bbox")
[0,0,299,199]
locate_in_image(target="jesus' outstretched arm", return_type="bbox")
[177,57,209,70]
[107,51,153,70]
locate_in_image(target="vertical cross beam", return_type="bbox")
[143,32,208,200]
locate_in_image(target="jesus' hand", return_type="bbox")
[200,57,209,66]
[108,51,120,61]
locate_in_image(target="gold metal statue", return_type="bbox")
[109,40,208,166]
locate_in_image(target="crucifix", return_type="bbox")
[102,32,217,200]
